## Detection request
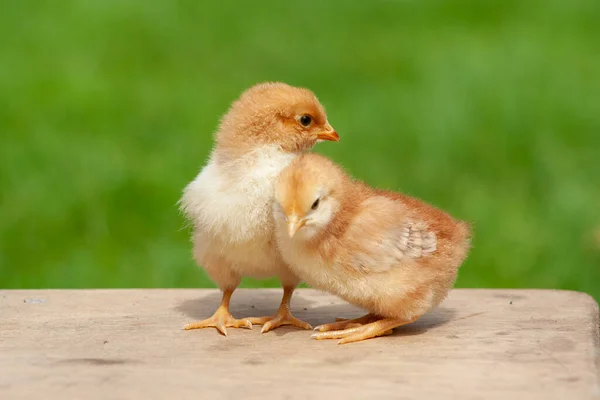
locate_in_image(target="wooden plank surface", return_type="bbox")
[0,289,598,400]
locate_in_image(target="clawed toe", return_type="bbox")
[311,317,409,344]
[252,312,312,333]
[184,309,252,336]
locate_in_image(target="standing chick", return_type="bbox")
[180,82,339,335]
[273,153,471,344]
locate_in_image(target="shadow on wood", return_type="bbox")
[175,288,457,337]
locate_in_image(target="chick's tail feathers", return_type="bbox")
[458,219,472,241]
[454,220,473,268]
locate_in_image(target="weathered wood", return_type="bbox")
[0,289,598,399]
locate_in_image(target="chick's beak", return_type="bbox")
[287,216,306,238]
[316,123,340,142]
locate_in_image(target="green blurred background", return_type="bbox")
[1,1,599,300]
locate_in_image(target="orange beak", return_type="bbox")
[287,216,306,238]
[316,123,340,142]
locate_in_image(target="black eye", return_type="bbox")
[311,198,320,210]
[299,115,312,127]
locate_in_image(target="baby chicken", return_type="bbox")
[273,153,471,344]
[180,82,339,336]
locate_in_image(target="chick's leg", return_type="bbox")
[246,286,312,333]
[313,313,379,332]
[184,288,252,336]
[311,316,418,344]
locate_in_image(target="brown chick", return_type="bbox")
[272,153,471,344]
[180,82,339,336]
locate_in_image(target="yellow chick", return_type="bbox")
[180,83,339,336]
[273,153,471,344]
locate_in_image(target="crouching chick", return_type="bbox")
[272,153,471,344]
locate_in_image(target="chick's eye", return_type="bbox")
[311,198,320,210]
[299,115,312,127]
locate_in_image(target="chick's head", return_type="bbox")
[216,82,339,154]
[274,153,345,240]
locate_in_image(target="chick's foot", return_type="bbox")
[183,289,252,336]
[184,309,252,336]
[247,310,312,333]
[313,313,379,332]
[311,317,416,344]
[247,285,312,333]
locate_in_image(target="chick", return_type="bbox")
[273,153,471,344]
[180,82,339,336]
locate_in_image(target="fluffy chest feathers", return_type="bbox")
[181,146,296,245]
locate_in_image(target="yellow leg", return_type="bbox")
[247,286,312,333]
[183,289,252,336]
[310,316,417,344]
[313,313,378,332]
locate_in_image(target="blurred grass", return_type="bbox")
[0,0,599,300]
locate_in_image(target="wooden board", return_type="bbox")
[0,289,598,399]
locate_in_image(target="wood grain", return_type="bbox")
[0,289,598,399]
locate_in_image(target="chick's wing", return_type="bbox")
[342,195,436,273]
